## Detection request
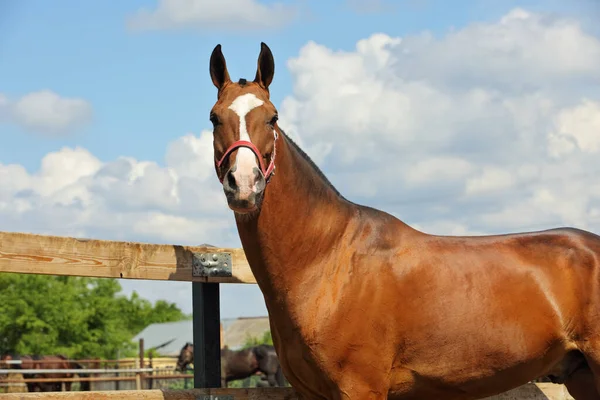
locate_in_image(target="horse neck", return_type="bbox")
[234,131,356,301]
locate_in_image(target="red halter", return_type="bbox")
[215,129,278,184]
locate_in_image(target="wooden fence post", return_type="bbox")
[138,339,144,390]
[115,350,120,391]
[148,351,154,390]
[192,282,221,388]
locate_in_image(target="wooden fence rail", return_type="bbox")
[0,384,578,399]
[0,375,191,384]
[0,369,153,375]
[0,359,152,365]
[0,388,300,399]
[0,231,254,283]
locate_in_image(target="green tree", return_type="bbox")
[0,273,188,359]
[117,291,191,336]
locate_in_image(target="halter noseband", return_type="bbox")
[215,129,278,184]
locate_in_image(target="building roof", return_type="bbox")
[132,320,194,357]
[132,316,270,356]
[223,316,271,348]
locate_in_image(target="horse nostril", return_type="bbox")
[253,167,266,191]
[225,170,237,191]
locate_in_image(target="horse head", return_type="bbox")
[208,42,279,215]
[176,342,194,371]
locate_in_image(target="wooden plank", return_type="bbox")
[0,387,299,399]
[0,231,255,284]
[0,383,575,399]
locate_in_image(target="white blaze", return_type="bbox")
[227,93,265,187]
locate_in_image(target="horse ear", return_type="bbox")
[254,42,275,91]
[210,44,231,91]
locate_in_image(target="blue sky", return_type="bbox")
[1,0,599,319]
[2,0,595,170]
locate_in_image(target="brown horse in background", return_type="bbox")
[175,342,286,387]
[206,41,600,399]
[1,353,89,392]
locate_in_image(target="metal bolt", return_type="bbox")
[212,254,218,261]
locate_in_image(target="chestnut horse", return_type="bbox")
[206,41,600,400]
[175,342,286,387]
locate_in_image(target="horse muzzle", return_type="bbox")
[222,165,266,213]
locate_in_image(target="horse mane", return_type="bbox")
[180,342,192,351]
[279,128,348,201]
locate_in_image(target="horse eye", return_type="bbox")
[269,114,278,126]
[210,113,220,126]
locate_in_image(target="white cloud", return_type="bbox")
[411,220,487,237]
[0,94,9,120]
[278,8,600,235]
[0,90,93,136]
[0,130,235,245]
[127,0,299,32]
[465,167,515,196]
[548,99,600,157]
[388,8,600,92]
[405,157,473,186]
[0,128,268,316]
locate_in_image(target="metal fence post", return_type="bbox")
[192,282,221,388]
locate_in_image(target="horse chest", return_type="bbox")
[274,329,338,397]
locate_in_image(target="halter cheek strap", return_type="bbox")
[215,129,278,184]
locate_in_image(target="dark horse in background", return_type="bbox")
[175,342,286,388]
[1,353,90,392]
